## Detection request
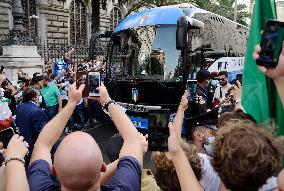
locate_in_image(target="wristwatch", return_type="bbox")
[103,100,116,112]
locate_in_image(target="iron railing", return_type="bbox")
[37,39,89,66]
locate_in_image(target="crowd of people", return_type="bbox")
[0,38,283,191]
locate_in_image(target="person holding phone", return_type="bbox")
[166,122,204,191]
[173,90,221,191]
[28,83,144,191]
[254,41,284,106]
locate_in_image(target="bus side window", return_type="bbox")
[218,62,222,70]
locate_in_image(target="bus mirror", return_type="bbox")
[188,18,204,29]
[176,16,188,50]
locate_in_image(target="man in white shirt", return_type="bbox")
[213,71,231,103]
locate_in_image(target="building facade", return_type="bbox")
[0,0,128,47]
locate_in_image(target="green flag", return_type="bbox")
[242,0,284,134]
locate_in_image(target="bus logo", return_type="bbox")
[132,88,139,102]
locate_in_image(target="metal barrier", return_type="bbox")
[0,34,111,70]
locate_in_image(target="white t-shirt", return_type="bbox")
[213,83,231,102]
[198,153,278,191]
[60,81,70,100]
[259,176,278,191]
[198,153,221,191]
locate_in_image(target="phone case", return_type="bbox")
[0,127,15,149]
[148,109,170,152]
[76,71,89,97]
[257,20,284,68]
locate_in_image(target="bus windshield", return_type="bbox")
[108,25,182,81]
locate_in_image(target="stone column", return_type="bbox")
[36,0,49,43]
[0,0,44,81]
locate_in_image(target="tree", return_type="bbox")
[118,0,194,16]
[213,0,250,26]
[191,0,218,13]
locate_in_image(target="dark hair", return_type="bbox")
[212,120,283,191]
[23,88,38,103]
[1,80,8,88]
[218,71,228,78]
[196,69,212,82]
[33,72,41,78]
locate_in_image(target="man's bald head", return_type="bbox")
[53,132,104,191]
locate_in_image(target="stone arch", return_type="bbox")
[109,6,124,31]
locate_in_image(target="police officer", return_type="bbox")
[195,69,213,114]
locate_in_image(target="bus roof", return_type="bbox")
[114,6,185,32]
[114,3,248,32]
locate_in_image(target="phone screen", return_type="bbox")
[148,109,170,151]
[76,71,88,97]
[257,20,284,67]
[89,72,100,96]
[0,127,15,149]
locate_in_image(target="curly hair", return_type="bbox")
[151,141,202,191]
[212,119,284,191]
[217,109,256,128]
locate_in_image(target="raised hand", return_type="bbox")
[140,133,148,155]
[233,80,242,101]
[68,83,85,105]
[166,122,181,161]
[179,90,189,111]
[5,135,28,159]
[253,42,284,82]
[97,82,111,106]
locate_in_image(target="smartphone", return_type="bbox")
[76,71,89,97]
[0,66,4,74]
[148,109,170,151]
[0,127,15,149]
[257,20,284,68]
[88,72,100,97]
